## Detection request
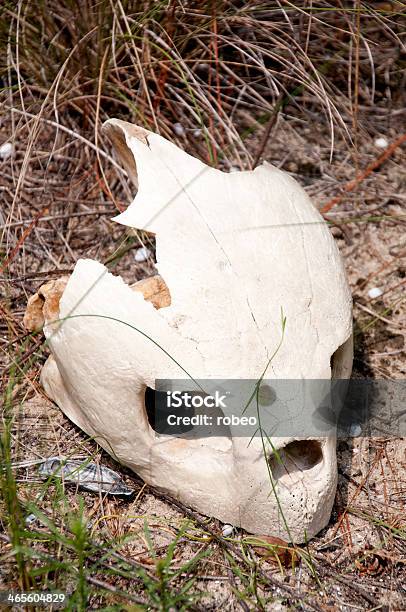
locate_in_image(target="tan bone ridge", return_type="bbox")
[23,274,170,331]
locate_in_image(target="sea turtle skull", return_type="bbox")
[25,119,353,541]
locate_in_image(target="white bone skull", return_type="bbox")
[26,119,353,542]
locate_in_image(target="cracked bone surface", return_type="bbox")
[27,119,353,541]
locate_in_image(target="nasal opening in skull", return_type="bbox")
[269,440,323,481]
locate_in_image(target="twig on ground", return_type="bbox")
[252,91,285,169]
[320,133,406,214]
[151,487,323,611]
[86,576,147,606]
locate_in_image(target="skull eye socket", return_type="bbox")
[269,440,323,481]
[145,386,157,430]
[144,386,194,434]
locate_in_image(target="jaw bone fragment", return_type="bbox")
[25,119,353,541]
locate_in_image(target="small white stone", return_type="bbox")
[368,287,383,299]
[25,513,37,525]
[134,247,151,263]
[374,137,388,149]
[0,142,14,160]
[222,524,234,537]
[349,422,362,437]
[173,123,185,136]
